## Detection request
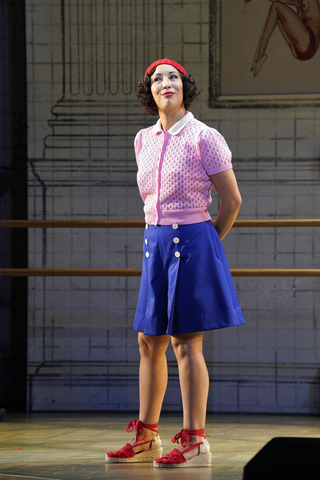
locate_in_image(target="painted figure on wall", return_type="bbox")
[246,0,320,76]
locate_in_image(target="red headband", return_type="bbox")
[145,58,187,77]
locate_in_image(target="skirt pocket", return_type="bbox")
[208,222,221,259]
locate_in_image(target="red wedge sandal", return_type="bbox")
[105,419,162,463]
[154,428,211,467]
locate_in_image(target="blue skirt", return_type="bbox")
[133,220,245,336]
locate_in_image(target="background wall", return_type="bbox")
[25,0,320,414]
[0,0,28,410]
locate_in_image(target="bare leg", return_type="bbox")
[130,333,170,452]
[171,332,209,459]
[252,2,312,75]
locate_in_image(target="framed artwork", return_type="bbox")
[209,0,320,108]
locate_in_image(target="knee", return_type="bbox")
[172,339,194,363]
[172,334,203,363]
[139,336,154,358]
[270,2,281,12]
[138,334,168,359]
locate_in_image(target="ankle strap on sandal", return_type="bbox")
[172,428,206,447]
[126,419,159,441]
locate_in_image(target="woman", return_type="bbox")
[250,0,320,76]
[105,59,245,467]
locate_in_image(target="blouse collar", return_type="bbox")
[152,111,194,136]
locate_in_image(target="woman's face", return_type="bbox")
[150,64,184,115]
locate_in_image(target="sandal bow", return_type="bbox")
[172,429,190,447]
[126,419,145,441]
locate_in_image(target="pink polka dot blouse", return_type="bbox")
[135,112,232,226]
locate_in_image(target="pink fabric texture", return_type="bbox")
[135,113,233,226]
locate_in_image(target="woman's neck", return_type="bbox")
[159,107,186,132]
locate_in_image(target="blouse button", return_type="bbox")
[175,251,180,258]
[145,239,148,245]
[146,224,149,230]
[173,237,179,244]
[172,223,178,230]
[146,252,150,258]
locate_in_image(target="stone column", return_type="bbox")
[44,0,164,160]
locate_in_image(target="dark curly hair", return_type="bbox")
[137,67,201,116]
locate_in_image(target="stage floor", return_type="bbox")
[0,412,320,480]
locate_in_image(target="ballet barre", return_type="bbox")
[0,268,320,277]
[1,218,319,277]
[1,219,320,228]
